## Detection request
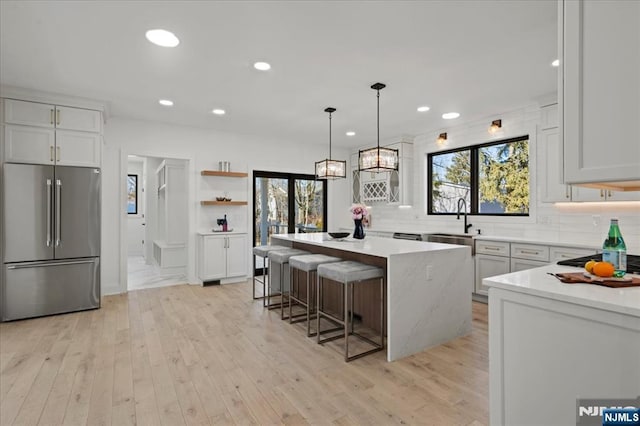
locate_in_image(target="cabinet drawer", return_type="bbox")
[549,246,598,262]
[475,240,510,257]
[510,257,549,273]
[511,243,549,262]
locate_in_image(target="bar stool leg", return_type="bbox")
[344,280,349,362]
[306,271,312,336]
[316,274,322,344]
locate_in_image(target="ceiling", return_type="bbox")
[0,1,557,149]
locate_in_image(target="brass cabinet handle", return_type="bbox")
[565,185,570,199]
[600,189,604,198]
[520,249,540,255]
[56,146,60,162]
[50,109,54,125]
[607,190,612,198]
[50,146,54,162]
[485,246,500,251]
[56,109,60,125]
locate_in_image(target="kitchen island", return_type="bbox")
[271,233,473,361]
[484,264,640,425]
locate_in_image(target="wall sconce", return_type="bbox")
[488,119,502,134]
[437,132,447,144]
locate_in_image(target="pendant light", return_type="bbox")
[358,82,399,172]
[315,107,346,179]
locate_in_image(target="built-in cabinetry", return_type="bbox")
[351,138,413,205]
[197,233,247,283]
[560,0,640,189]
[537,103,639,202]
[2,99,101,167]
[153,159,187,273]
[475,238,596,296]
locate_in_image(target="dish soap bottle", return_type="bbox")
[602,218,626,276]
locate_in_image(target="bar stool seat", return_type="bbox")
[288,254,342,336]
[252,244,288,305]
[268,248,310,316]
[316,261,385,362]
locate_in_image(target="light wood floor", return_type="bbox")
[0,281,489,425]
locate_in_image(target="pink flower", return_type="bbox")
[350,204,368,220]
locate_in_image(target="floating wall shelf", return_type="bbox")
[201,170,248,178]
[200,201,248,206]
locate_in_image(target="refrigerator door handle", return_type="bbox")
[7,259,97,269]
[46,179,52,247]
[55,179,62,247]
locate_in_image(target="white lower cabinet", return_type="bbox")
[475,254,510,295]
[475,239,597,296]
[198,234,247,282]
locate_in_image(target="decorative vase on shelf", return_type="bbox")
[353,219,365,239]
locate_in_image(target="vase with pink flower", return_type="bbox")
[350,204,368,239]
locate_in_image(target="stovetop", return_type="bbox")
[557,253,640,275]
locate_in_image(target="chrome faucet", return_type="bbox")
[457,198,473,234]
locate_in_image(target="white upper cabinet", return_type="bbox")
[4,99,55,128]
[2,98,102,167]
[561,0,640,188]
[55,105,102,133]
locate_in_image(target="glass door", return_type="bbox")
[253,171,327,247]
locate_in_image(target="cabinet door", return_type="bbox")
[3,99,55,128]
[562,0,640,183]
[200,236,227,280]
[55,106,102,133]
[226,235,247,278]
[604,190,640,202]
[538,128,571,202]
[55,130,101,167]
[4,125,55,165]
[510,258,549,273]
[475,254,510,295]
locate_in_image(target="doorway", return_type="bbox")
[253,170,327,251]
[126,155,188,291]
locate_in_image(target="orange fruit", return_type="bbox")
[592,261,615,278]
[584,260,597,274]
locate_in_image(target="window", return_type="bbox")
[127,174,138,214]
[428,136,529,216]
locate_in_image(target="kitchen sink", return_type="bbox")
[426,233,475,255]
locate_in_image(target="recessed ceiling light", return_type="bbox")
[417,106,430,112]
[212,109,226,115]
[551,59,560,67]
[158,99,174,106]
[145,29,180,47]
[254,62,271,71]
[346,131,356,136]
[442,112,460,120]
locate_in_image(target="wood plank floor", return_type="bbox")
[0,281,489,425]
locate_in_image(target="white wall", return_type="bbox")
[102,117,351,295]
[366,105,640,253]
[126,159,144,255]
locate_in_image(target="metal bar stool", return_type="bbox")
[288,254,342,336]
[252,245,288,306]
[316,261,385,362]
[267,248,310,316]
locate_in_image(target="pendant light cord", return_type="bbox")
[329,110,332,158]
[376,89,380,150]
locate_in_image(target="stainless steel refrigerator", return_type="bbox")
[1,163,100,321]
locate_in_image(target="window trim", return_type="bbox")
[127,174,138,215]
[427,135,530,217]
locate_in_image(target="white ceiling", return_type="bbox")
[0,0,557,149]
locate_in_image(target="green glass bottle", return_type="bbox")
[602,218,627,276]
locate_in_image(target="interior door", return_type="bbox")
[3,163,55,262]
[54,166,101,259]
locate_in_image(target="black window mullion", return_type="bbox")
[470,148,479,214]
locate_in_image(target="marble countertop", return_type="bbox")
[272,233,469,259]
[483,264,640,317]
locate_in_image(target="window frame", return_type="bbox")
[127,174,138,215]
[427,135,530,217]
